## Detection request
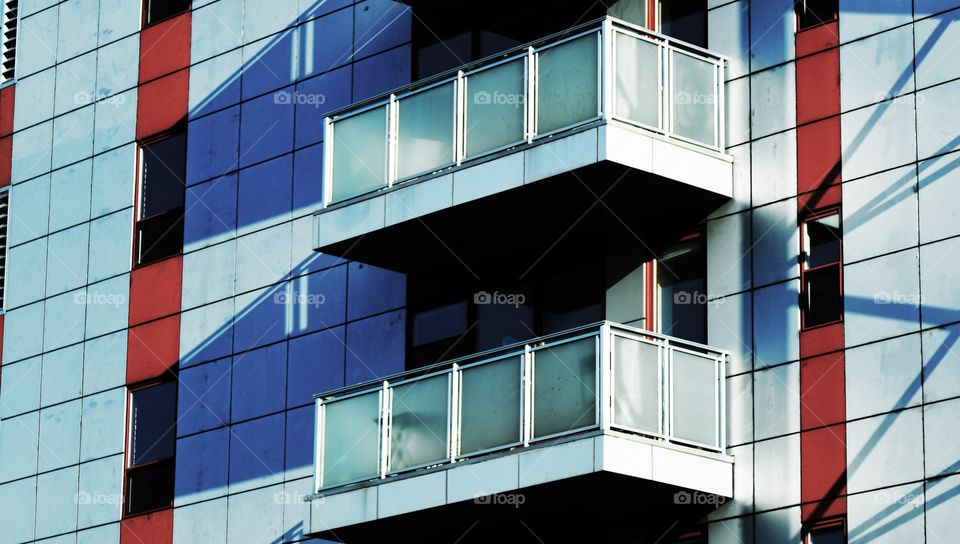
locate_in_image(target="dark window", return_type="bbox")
[136,132,186,266]
[806,519,846,544]
[126,381,177,516]
[0,188,8,309]
[144,0,191,26]
[661,0,708,48]
[802,212,842,328]
[658,236,707,343]
[796,0,838,30]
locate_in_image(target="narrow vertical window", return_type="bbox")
[136,131,186,266]
[805,518,846,544]
[796,0,838,31]
[126,380,177,515]
[657,234,706,343]
[0,0,17,83]
[144,0,191,27]
[801,211,842,328]
[0,187,8,309]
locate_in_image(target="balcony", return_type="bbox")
[312,17,733,279]
[306,322,733,542]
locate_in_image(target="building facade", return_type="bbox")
[0,0,958,542]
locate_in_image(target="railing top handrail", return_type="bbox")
[313,320,729,401]
[323,15,727,121]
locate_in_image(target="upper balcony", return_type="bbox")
[305,322,733,542]
[312,17,732,278]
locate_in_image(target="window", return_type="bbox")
[0,188,7,309]
[136,131,186,266]
[126,380,177,515]
[661,0,707,48]
[143,0,190,26]
[1,0,17,83]
[805,518,846,544]
[658,235,707,343]
[801,211,842,328]
[796,0,838,30]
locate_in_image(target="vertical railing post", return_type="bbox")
[449,364,461,462]
[598,323,612,431]
[717,59,726,151]
[601,19,613,122]
[379,381,390,479]
[314,398,324,492]
[455,71,465,166]
[322,117,333,207]
[387,95,398,187]
[525,46,536,143]
[719,353,727,452]
[522,343,534,446]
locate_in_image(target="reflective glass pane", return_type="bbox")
[459,356,522,455]
[671,51,716,146]
[805,213,841,268]
[537,33,600,134]
[465,59,526,158]
[130,381,177,466]
[322,392,380,487]
[397,83,456,179]
[533,337,597,438]
[331,105,388,202]
[390,374,449,471]
[613,336,660,433]
[671,350,717,446]
[615,33,659,128]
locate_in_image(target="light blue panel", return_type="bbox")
[753,435,800,510]
[228,413,285,493]
[225,484,285,544]
[848,484,925,544]
[917,9,960,86]
[77,454,123,529]
[2,302,45,364]
[841,98,917,181]
[41,532,79,544]
[43,290,86,350]
[94,89,138,154]
[233,286,288,352]
[184,174,238,252]
[52,106,96,169]
[13,68,55,130]
[842,165,919,263]
[235,223,292,293]
[707,0,749,80]
[345,309,405,385]
[79,388,126,462]
[35,466,80,539]
[915,0,960,15]
[0,356,41,417]
[840,25,915,112]
[295,69,353,146]
[292,143,324,216]
[38,399,82,472]
[300,0,353,21]
[725,77,750,148]
[754,507,801,543]
[84,274,130,339]
[40,344,83,407]
[45,222,90,295]
[6,237,48,308]
[846,407,924,492]
[284,405,314,478]
[290,217,345,277]
[241,30,299,100]
[753,280,799,368]
[921,237,960,327]
[750,129,797,206]
[238,88,295,168]
[298,8,354,80]
[750,63,796,139]
[917,78,960,160]
[280,476,313,534]
[182,239,236,309]
[243,0,298,43]
[0,411,39,481]
[346,262,405,321]
[83,331,127,396]
[354,0,411,58]
[179,299,235,367]
[0,477,37,543]
[49,159,93,232]
[174,428,230,504]
[845,333,922,420]
[11,120,53,184]
[88,209,133,283]
[237,154,292,232]
[844,249,921,346]
[192,0,243,62]
[231,342,286,422]
[753,361,799,440]
[287,326,345,408]
[352,44,412,101]
[285,264,347,335]
[188,50,242,118]
[21,0,58,17]
[186,105,241,185]
[708,211,751,297]
[17,6,59,77]
[177,358,232,436]
[925,398,960,477]
[98,0,140,46]
[172,497,228,544]
[748,0,793,71]
[54,52,98,116]
[839,0,913,42]
[57,0,99,60]
[751,199,798,287]
[78,523,120,544]
[96,35,139,99]
[923,324,960,405]
[91,144,136,218]
[9,173,50,246]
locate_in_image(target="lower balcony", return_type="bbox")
[306,322,733,542]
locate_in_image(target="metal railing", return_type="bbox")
[322,16,727,206]
[313,321,728,492]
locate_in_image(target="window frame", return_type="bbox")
[804,516,847,543]
[134,129,187,268]
[800,208,843,330]
[141,0,192,29]
[123,378,178,517]
[795,0,839,32]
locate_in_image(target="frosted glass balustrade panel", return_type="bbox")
[321,391,381,487]
[331,105,389,202]
[615,32,660,128]
[389,374,450,471]
[459,355,523,455]
[613,335,660,434]
[464,59,526,158]
[671,350,718,447]
[671,51,716,146]
[537,33,601,134]
[532,337,597,438]
[396,82,456,180]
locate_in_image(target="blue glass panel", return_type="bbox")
[184,174,238,251]
[239,88,295,168]
[175,428,229,503]
[186,106,240,185]
[229,413,285,492]
[287,326,345,407]
[237,154,292,229]
[231,342,287,422]
[178,358,232,436]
